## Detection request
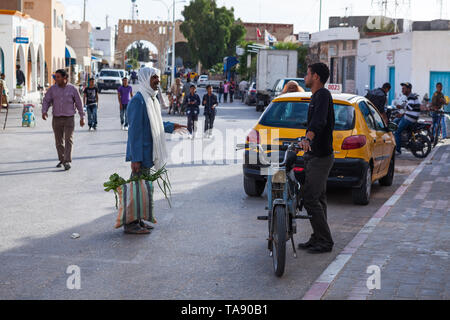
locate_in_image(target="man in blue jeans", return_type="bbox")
[431,82,447,140]
[117,77,133,131]
[394,82,421,155]
[83,78,99,131]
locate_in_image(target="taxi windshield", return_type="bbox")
[260,101,355,131]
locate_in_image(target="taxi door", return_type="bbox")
[358,100,385,177]
[366,102,394,174]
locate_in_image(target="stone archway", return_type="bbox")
[116,19,186,70]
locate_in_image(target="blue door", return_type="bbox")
[430,72,450,112]
[388,67,395,104]
[369,66,375,90]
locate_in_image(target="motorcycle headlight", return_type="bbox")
[272,169,286,184]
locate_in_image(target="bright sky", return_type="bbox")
[61,0,450,34]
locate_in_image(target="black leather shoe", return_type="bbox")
[307,245,332,254]
[64,163,71,171]
[298,240,316,250]
[56,162,63,168]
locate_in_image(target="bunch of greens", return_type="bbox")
[103,165,172,209]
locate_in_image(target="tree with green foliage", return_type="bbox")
[274,42,309,77]
[180,0,246,70]
[126,41,151,63]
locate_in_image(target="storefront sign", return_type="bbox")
[14,37,29,44]
[386,51,395,65]
[326,83,342,93]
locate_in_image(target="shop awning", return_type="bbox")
[65,45,77,59]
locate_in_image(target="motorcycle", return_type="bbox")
[386,105,432,158]
[236,138,311,277]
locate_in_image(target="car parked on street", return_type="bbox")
[242,91,397,205]
[97,69,123,93]
[244,82,257,105]
[197,75,209,87]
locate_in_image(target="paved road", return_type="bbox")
[0,88,423,299]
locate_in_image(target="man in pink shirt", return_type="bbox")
[42,69,85,171]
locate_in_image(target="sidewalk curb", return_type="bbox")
[302,146,443,300]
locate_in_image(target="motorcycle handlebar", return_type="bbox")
[235,138,305,167]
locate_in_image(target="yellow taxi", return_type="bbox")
[242,91,397,205]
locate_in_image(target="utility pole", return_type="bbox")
[171,0,176,86]
[83,0,87,22]
[319,0,322,31]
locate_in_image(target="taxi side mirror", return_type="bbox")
[388,122,398,132]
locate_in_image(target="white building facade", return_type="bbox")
[92,26,115,67]
[0,10,45,102]
[356,31,450,103]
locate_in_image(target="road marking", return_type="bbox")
[302,145,442,300]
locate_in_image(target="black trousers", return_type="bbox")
[223,92,228,102]
[187,113,198,134]
[229,90,234,103]
[302,153,335,248]
[204,113,215,132]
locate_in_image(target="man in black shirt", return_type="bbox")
[365,82,391,124]
[298,63,335,254]
[83,78,99,131]
[16,65,25,87]
[202,85,218,138]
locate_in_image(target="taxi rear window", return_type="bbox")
[260,101,355,131]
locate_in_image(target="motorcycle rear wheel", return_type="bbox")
[411,134,431,158]
[272,205,287,277]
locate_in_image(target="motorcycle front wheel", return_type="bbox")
[272,205,287,277]
[411,133,431,158]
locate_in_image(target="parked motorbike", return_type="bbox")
[236,138,311,277]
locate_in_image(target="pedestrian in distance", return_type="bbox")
[118,77,133,130]
[83,78,99,131]
[365,82,391,124]
[186,84,200,139]
[218,82,224,103]
[431,82,448,140]
[297,62,335,254]
[229,80,235,103]
[181,76,191,116]
[202,85,218,139]
[125,67,187,234]
[16,65,25,88]
[223,81,229,103]
[42,69,85,171]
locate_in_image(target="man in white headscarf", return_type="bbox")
[125,67,187,234]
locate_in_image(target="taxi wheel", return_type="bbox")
[352,166,372,205]
[244,176,266,197]
[379,153,395,186]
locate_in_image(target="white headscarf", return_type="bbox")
[137,67,168,170]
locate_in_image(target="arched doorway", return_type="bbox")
[0,47,4,75]
[16,45,26,89]
[125,40,159,70]
[27,44,37,92]
[37,45,44,87]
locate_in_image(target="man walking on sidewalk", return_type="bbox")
[42,69,85,171]
[202,85,218,138]
[298,63,335,254]
[117,77,133,130]
[83,78,99,131]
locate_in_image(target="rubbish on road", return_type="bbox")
[71,233,80,239]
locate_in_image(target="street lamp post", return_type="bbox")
[152,0,186,87]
